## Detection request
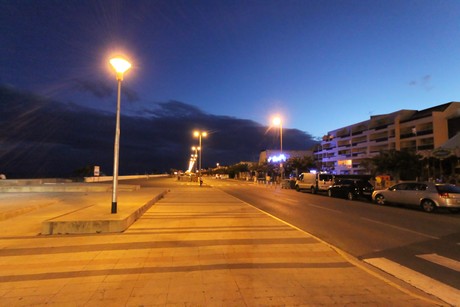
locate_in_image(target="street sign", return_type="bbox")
[432,148,452,159]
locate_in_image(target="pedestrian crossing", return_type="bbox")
[416,253,460,273]
[364,251,460,306]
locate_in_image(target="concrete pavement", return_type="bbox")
[0,177,448,306]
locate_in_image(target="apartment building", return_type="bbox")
[314,102,460,175]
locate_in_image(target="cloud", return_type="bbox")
[73,79,113,99]
[0,86,317,178]
[409,74,433,91]
[72,79,140,102]
[121,85,141,103]
[148,100,206,118]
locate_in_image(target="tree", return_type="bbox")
[359,158,377,175]
[284,155,315,177]
[73,165,96,180]
[371,150,422,181]
[250,161,275,179]
[226,163,250,179]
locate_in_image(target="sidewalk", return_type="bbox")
[0,179,446,306]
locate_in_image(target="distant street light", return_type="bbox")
[191,146,200,173]
[109,57,131,214]
[272,116,284,179]
[193,131,207,185]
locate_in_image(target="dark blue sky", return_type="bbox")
[1,0,460,177]
[2,0,460,138]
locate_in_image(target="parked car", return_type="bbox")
[295,172,334,193]
[327,178,374,201]
[372,181,460,213]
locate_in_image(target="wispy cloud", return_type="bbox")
[72,79,140,103]
[409,74,433,91]
[73,79,113,99]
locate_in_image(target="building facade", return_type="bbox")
[314,102,460,175]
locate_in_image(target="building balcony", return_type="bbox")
[418,144,434,150]
[369,137,388,143]
[373,124,389,130]
[417,129,433,136]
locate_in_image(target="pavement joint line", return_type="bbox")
[0,203,52,222]
[213,186,445,307]
[46,204,95,220]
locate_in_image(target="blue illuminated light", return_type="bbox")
[268,154,287,163]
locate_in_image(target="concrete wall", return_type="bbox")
[84,174,168,183]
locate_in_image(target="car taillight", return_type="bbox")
[439,192,450,198]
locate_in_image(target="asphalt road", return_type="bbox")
[203,179,460,292]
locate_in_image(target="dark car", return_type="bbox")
[327,178,374,201]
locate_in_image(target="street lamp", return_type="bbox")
[109,57,131,214]
[272,116,284,179]
[193,131,207,185]
[191,146,200,173]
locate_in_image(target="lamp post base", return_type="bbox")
[111,202,117,214]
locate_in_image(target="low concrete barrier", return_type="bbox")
[41,189,168,235]
[0,183,140,193]
[0,178,72,186]
[84,174,168,183]
[0,174,168,192]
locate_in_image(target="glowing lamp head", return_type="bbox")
[193,131,207,138]
[272,117,281,126]
[110,57,131,80]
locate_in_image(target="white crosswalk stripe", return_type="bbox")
[417,253,460,272]
[364,257,460,306]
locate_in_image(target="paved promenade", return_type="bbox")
[0,178,447,306]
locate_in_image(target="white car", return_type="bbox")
[372,181,460,213]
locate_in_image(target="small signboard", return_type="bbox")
[94,166,100,177]
[432,148,452,159]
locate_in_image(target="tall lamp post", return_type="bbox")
[273,116,283,179]
[109,57,131,214]
[193,131,207,185]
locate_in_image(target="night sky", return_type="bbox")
[1,0,460,178]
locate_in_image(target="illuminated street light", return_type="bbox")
[191,146,200,173]
[109,56,131,214]
[272,116,284,179]
[188,156,196,173]
[193,131,207,185]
